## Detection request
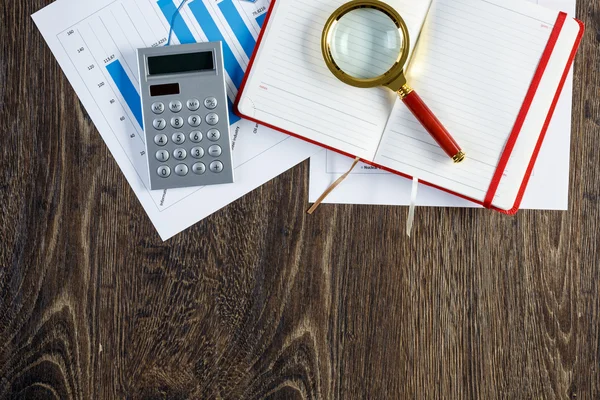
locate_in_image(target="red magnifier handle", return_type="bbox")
[401,88,465,163]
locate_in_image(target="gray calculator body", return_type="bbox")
[137,42,234,190]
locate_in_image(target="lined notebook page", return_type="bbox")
[238,0,432,160]
[374,0,562,208]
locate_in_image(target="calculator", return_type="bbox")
[137,42,234,190]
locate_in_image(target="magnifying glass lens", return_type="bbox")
[330,8,403,80]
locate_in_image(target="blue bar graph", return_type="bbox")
[228,98,241,124]
[188,0,245,89]
[106,60,143,127]
[157,0,196,44]
[217,0,256,59]
[255,13,267,28]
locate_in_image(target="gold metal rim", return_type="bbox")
[397,83,413,99]
[321,0,411,90]
[452,151,466,164]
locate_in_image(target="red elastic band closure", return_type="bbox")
[483,12,567,209]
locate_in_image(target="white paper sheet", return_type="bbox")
[309,0,575,210]
[33,0,319,240]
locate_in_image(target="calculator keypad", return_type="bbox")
[148,96,231,183]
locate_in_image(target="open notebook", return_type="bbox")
[235,0,583,213]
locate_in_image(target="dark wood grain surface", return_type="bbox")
[1,0,599,398]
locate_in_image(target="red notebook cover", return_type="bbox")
[235,1,585,214]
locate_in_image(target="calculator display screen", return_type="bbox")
[150,83,180,97]
[147,52,214,75]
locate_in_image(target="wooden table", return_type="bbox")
[1,0,599,398]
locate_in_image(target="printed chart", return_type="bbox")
[156,0,269,119]
[60,0,269,137]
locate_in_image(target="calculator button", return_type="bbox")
[173,148,187,160]
[206,113,219,126]
[153,118,166,130]
[169,100,183,113]
[187,99,200,111]
[172,132,185,145]
[151,102,165,114]
[175,164,189,176]
[154,134,168,146]
[155,150,170,162]
[191,147,204,159]
[171,117,184,129]
[208,145,222,157]
[157,166,171,178]
[189,131,203,143]
[204,97,218,110]
[188,115,202,127]
[207,129,220,141]
[192,162,206,175]
[210,161,224,173]
[206,129,221,142]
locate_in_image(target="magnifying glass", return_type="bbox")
[322,0,465,163]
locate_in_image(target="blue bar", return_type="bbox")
[157,0,196,44]
[255,12,267,28]
[217,0,256,59]
[228,98,241,125]
[106,60,143,128]
[188,0,245,89]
